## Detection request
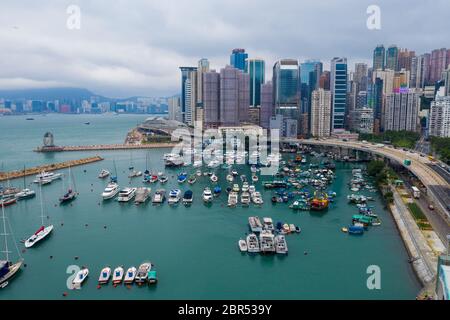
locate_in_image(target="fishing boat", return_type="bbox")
[135,262,152,284]
[310,192,329,211]
[232,184,240,193]
[275,235,288,254]
[210,174,218,183]
[182,190,193,205]
[226,174,234,183]
[98,169,110,179]
[238,239,248,252]
[168,189,181,205]
[152,189,166,204]
[117,187,137,202]
[246,234,260,253]
[124,266,137,284]
[0,199,23,288]
[158,174,168,184]
[241,182,249,192]
[102,182,119,200]
[148,270,158,285]
[112,266,124,285]
[248,216,263,233]
[240,192,250,206]
[289,199,310,211]
[187,174,196,184]
[24,184,53,248]
[259,230,276,254]
[134,187,151,205]
[227,192,238,207]
[98,267,111,285]
[72,267,89,288]
[177,173,187,183]
[213,186,222,196]
[202,187,213,203]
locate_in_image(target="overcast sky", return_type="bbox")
[0,0,449,98]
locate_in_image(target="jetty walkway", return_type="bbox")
[0,156,104,182]
[34,143,177,152]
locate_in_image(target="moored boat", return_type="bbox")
[112,266,124,285]
[202,187,213,203]
[72,267,89,288]
[98,169,110,179]
[117,187,137,202]
[182,190,193,205]
[152,189,166,204]
[168,189,181,205]
[238,239,248,252]
[246,234,260,253]
[275,235,288,254]
[135,262,152,284]
[134,187,151,205]
[98,267,111,285]
[124,266,137,284]
[102,182,119,200]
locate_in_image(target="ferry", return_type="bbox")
[248,216,263,233]
[246,234,260,253]
[117,188,137,202]
[33,171,63,184]
[102,182,119,200]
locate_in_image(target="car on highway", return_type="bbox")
[428,204,434,211]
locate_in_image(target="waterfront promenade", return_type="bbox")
[0,156,103,181]
[34,142,177,152]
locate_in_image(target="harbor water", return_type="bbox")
[0,114,421,299]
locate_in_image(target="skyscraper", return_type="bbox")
[373,45,385,70]
[398,49,415,71]
[168,95,182,122]
[386,45,399,71]
[330,57,348,131]
[354,63,368,93]
[272,59,300,137]
[384,91,420,132]
[260,81,273,129]
[179,66,197,123]
[319,71,330,90]
[246,58,265,107]
[230,49,248,71]
[219,65,249,126]
[203,70,220,128]
[310,89,331,137]
[443,67,450,96]
[196,58,210,106]
[300,60,323,88]
[430,48,448,83]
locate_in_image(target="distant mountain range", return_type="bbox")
[0,87,164,102]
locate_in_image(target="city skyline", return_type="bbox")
[1,0,450,98]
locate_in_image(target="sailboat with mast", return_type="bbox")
[24,184,54,248]
[59,166,77,204]
[1,195,23,288]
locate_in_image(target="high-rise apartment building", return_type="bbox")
[330,57,348,131]
[398,49,415,71]
[430,48,448,83]
[203,70,220,128]
[310,89,331,137]
[179,66,197,123]
[354,63,368,93]
[220,65,249,126]
[429,96,450,137]
[168,95,182,122]
[384,91,420,132]
[386,45,399,71]
[260,81,273,129]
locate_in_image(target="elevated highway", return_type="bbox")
[283,138,450,219]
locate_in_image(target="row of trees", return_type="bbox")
[430,136,450,164]
[359,131,420,149]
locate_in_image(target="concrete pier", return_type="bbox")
[0,156,104,182]
[34,143,177,152]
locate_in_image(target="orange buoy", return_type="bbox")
[63,292,68,297]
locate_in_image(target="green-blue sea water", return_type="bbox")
[0,114,420,299]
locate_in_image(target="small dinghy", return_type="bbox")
[238,239,248,252]
[98,169,110,179]
[98,267,111,285]
[210,174,218,183]
[112,266,124,285]
[226,174,234,182]
[252,175,259,182]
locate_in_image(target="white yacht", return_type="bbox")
[135,262,152,284]
[242,182,249,192]
[227,192,238,207]
[16,188,36,200]
[226,174,234,182]
[168,189,181,205]
[259,230,276,254]
[240,192,250,206]
[98,169,110,179]
[24,225,54,248]
[117,187,137,202]
[238,239,248,252]
[72,268,89,288]
[152,189,166,204]
[252,191,264,205]
[33,171,63,184]
[248,185,256,194]
[232,184,240,193]
[202,187,213,203]
[124,266,137,284]
[263,217,274,231]
[246,234,260,253]
[98,267,111,284]
[102,182,119,200]
[112,266,124,285]
[275,235,288,254]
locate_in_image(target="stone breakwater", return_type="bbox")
[0,156,104,182]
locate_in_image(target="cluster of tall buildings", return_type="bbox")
[170,45,450,138]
